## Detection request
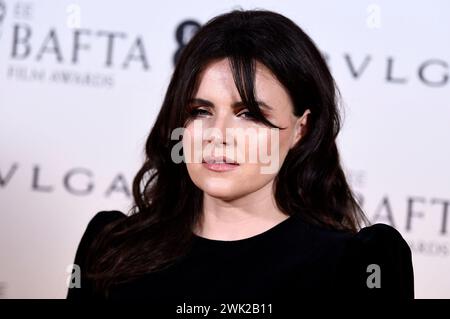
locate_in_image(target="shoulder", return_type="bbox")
[349,223,413,270]
[85,210,127,235]
[338,223,415,298]
[66,210,126,299]
[72,210,127,265]
[78,210,127,248]
[354,223,409,247]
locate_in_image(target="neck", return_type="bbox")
[193,180,289,240]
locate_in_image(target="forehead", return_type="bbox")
[195,58,292,110]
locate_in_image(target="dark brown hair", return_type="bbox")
[85,8,369,297]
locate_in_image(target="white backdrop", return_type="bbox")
[0,0,449,298]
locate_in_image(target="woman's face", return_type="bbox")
[182,58,310,201]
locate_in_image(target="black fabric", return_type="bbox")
[66,210,414,301]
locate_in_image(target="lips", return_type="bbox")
[201,155,240,172]
[202,155,239,165]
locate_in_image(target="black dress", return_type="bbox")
[66,210,414,302]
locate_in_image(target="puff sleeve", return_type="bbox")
[337,223,415,299]
[66,210,126,300]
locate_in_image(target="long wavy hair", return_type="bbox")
[85,8,369,297]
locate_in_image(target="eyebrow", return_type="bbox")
[188,97,273,110]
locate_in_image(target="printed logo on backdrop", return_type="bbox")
[173,20,201,66]
[0,163,132,200]
[173,19,449,87]
[2,1,150,89]
[348,170,450,258]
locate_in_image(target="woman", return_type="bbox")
[67,9,414,302]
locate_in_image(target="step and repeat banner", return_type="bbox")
[0,0,449,298]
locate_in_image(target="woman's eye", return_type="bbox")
[238,111,255,120]
[189,109,211,117]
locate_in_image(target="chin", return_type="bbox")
[204,191,242,201]
[187,167,254,200]
[193,177,246,200]
[203,185,235,196]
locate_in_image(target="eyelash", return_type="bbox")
[189,108,256,120]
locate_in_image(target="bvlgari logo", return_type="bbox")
[0,162,132,198]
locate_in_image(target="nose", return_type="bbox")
[206,129,225,145]
[204,111,233,146]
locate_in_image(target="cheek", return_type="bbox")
[274,128,293,159]
[242,127,278,163]
[182,123,203,163]
[249,127,288,174]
